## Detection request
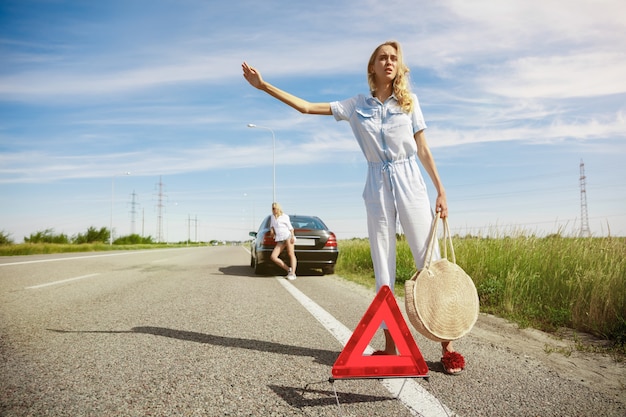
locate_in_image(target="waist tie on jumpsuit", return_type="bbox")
[363,154,440,293]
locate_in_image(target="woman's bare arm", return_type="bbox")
[242,62,332,115]
[415,129,448,218]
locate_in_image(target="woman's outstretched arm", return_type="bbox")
[415,129,448,218]
[242,62,332,115]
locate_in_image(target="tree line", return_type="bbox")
[0,227,154,245]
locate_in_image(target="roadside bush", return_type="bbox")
[114,234,154,245]
[24,229,69,244]
[73,226,110,244]
[0,230,14,245]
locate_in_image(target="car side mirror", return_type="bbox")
[249,232,257,237]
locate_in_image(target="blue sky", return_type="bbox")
[1,0,625,243]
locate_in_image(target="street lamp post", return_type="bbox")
[247,123,276,203]
[110,171,131,245]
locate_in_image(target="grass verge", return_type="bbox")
[0,242,203,256]
[335,235,626,353]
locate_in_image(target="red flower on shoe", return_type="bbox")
[441,351,465,375]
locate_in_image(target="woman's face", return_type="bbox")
[370,44,398,83]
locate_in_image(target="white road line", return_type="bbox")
[25,273,101,289]
[276,277,454,417]
[0,248,183,267]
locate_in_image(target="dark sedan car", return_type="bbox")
[249,214,339,275]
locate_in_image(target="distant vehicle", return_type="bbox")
[249,214,339,275]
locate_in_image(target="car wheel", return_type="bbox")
[322,265,335,275]
[250,254,255,268]
[253,256,265,275]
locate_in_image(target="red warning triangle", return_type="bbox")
[332,285,429,379]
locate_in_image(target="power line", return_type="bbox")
[155,176,166,243]
[579,159,591,237]
[130,190,138,235]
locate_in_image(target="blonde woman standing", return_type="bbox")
[269,202,297,280]
[243,41,464,374]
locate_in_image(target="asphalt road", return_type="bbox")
[0,246,623,416]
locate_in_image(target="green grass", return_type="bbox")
[336,235,626,347]
[0,242,203,256]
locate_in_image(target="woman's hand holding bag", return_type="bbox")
[404,213,479,342]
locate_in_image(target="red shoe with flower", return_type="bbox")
[441,351,465,375]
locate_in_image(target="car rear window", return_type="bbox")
[290,216,326,230]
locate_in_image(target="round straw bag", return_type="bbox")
[405,213,479,342]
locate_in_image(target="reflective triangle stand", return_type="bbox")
[305,285,430,414]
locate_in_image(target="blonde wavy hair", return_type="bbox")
[271,202,284,217]
[367,40,414,113]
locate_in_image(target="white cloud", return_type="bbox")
[0,131,361,184]
[478,52,626,99]
[441,0,626,49]
[428,111,626,147]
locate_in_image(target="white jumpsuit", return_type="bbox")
[331,93,440,292]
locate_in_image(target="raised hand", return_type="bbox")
[242,62,264,89]
[241,61,331,115]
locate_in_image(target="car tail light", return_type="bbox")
[324,232,338,248]
[262,232,275,247]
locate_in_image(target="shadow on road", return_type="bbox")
[217,265,325,278]
[216,265,261,277]
[268,383,393,408]
[48,326,339,366]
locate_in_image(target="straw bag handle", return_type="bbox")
[423,212,456,270]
